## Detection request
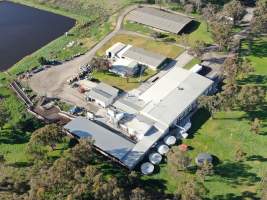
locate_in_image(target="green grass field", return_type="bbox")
[142,36,267,199]
[183,58,201,69]
[92,68,157,91]
[97,34,184,58]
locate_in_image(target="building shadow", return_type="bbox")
[187,108,211,139]
[181,20,200,34]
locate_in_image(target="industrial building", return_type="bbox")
[65,63,214,170]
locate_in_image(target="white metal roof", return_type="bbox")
[106,42,126,56]
[139,67,192,103]
[141,70,213,128]
[122,46,166,69]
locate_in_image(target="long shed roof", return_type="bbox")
[64,117,135,161]
[127,7,193,34]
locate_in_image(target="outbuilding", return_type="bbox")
[85,82,119,108]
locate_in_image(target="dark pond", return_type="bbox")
[0,1,75,71]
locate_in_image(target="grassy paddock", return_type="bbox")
[92,69,157,91]
[97,34,184,58]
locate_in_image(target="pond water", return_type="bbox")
[0,1,75,71]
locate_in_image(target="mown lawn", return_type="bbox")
[142,36,267,199]
[183,58,201,69]
[97,34,184,58]
[92,68,157,91]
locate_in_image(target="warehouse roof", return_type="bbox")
[122,46,166,69]
[140,67,213,130]
[127,7,193,34]
[64,117,135,161]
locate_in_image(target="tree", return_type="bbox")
[0,154,5,165]
[235,146,247,162]
[29,124,64,150]
[196,160,214,182]
[175,178,208,200]
[94,177,125,200]
[250,118,261,135]
[184,3,195,14]
[167,147,192,173]
[223,0,245,25]
[90,57,111,72]
[37,56,48,66]
[0,101,9,129]
[210,20,233,50]
[237,85,266,110]
[221,55,254,83]
[69,138,95,167]
[250,0,267,34]
[261,171,267,200]
[130,187,149,200]
[201,3,218,32]
[180,34,189,48]
[189,40,205,57]
[198,95,221,118]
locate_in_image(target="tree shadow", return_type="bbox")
[238,74,267,85]
[8,161,33,168]
[241,38,267,58]
[211,191,260,200]
[215,162,261,186]
[247,155,267,162]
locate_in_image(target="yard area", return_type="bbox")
[96,34,184,58]
[142,36,267,199]
[92,68,157,91]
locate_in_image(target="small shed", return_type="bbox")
[195,153,213,166]
[85,82,119,108]
[106,42,126,58]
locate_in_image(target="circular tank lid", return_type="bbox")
[157,144,170,155]
[149,152,162,165]
[164,135,176,146]
[141,162,154,175]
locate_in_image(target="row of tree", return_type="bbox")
[198,54,265,118]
